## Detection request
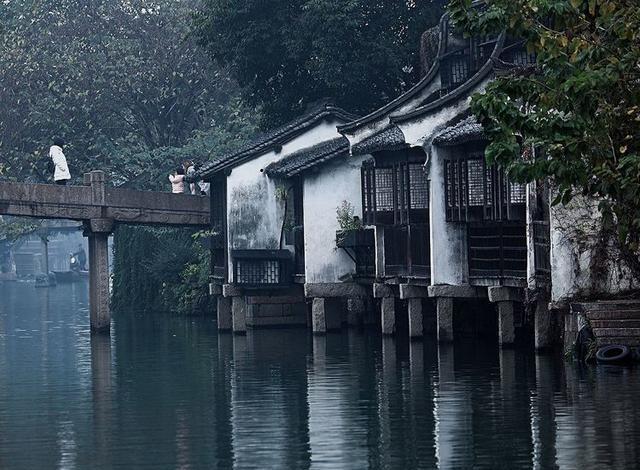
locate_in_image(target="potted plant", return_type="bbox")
[335,201,374,248]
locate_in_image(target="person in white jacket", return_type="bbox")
[49,138,71,185]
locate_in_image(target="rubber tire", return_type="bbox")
[596,344,631,364]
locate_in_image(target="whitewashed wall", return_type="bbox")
[429,145,468,285]
[550,194,640,302]
[226,119,345,280]
[303,154,369,283]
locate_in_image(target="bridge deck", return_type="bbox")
[0,177,209,227]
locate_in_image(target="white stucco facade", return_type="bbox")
[302,154,369,283]
[225,118,347,280]
[429,145,469,285]
[550,194,640,302]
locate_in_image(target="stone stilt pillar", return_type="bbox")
[312,298,342,334]
[217,297,232,331]
[436,297,454,343]
[408,298,423,339]
[312,298,327,334]
[347,297,365,327]
[231,296,247,334]
[497,301,515,347]
[87,222,112,334]
[381,297,395,335]
[534,293,552,351]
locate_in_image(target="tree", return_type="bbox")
[0,0,255,187]
[193,0,446,127]
[448,0,640,246]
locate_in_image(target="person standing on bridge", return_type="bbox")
[49,138,71,185]
[169,167,186,194]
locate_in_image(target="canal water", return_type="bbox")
[1,282,640,469]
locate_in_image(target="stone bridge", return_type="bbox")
[0,171,210,333]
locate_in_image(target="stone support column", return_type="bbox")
[497,301,516,347]
[436,297,454,343]
[534,291,553,351]
[312,298,342,334]
[86,218,113,334]
[381,297,396,336]
[231,296,247,334]
[400,285,429,339]
[217,297,233,332]
[488,286,523,348]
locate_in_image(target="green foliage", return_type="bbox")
[448,0,640,247]
[336,200,363,231]
[112,225,213,315]
[0,0,255,186]
[193,0,446,127]
[0,1,258,314]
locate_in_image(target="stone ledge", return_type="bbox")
[487,286,525,303]
[247,294,305,305]
[428,284,487,299]
[373,283,397,299]
[304,282,370,298]
[399,284,430,300]
[223,284,243,297]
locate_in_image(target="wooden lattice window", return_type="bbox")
[445,155,526,222]
[362,153,428,227]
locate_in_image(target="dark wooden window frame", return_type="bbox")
[361,148,430,278]
[444,150,526,223]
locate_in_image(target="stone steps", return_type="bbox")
[588,310,640,320]
[591,319,640,329]
[572,300,640,347]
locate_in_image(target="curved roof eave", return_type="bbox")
[337,13,448,135]
[198,105,357,179]
[389,32,506,125]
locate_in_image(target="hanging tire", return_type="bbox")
[596,345,631,364]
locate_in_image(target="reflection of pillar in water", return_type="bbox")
[530,354,558,470]
[434,344,474,469]
[91,334,113,469]
[40,236,50,274]
[308,334,367,468]
[499,349,516,391]
[409,340,424,379]
[215,332,234,466]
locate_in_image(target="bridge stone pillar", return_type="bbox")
[85,218,114,334]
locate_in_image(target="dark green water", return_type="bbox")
[1,281,640,469]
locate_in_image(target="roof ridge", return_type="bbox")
[199,104,356,177]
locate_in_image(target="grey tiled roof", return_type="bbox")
[199,103,357,178]
[264,137,349,178]
[351,125,407,156]
[432,115,485,146]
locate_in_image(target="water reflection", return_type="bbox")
[1,282,640,468]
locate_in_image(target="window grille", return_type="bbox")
[375,168,394,212]
[467,159,485,206]
[361,153,429,226]
[231,250,292,288]
[236,259,280,285]
[409,164,428,210]
[445,153,525,222]
[450,55,469,85]
[510,182,526,204]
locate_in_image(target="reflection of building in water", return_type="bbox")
[307,335,370,468]
[230,331,311,469]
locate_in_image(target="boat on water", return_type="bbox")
[52,252,88,283]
